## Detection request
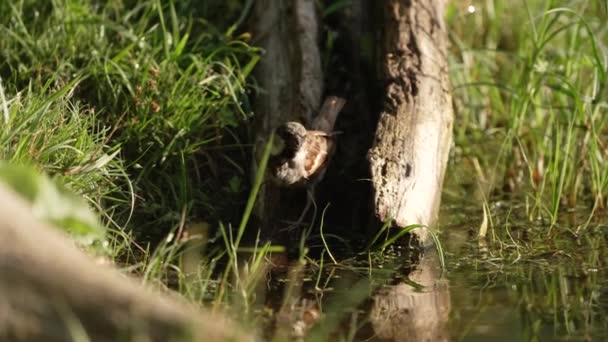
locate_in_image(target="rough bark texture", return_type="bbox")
[251,0,323,235]
[367,0,453,244]
[0,184,249,342]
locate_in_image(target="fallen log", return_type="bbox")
[0,184,249,342]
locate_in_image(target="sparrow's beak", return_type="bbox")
[270,134,285,156]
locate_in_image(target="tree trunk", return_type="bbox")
[251,0,323,237]
[250,0,453,246]
[0,184,250,342]
[367,0,453,245]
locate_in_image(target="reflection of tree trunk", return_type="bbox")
[0,184,249,341]
[251,0,323,237]
[368,0,453,244]
[369,252,451,341]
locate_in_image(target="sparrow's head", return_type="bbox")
[272,121,306,158]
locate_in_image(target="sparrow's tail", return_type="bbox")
[312,96,346,133]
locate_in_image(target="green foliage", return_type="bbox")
[445,5,608,338]
[0,0,270,333]
[0,74,126,220]
[0,163,106,247]
[0,0,259,235]
[447,0,608,225]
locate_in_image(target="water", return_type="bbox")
[261,202,608,341]
[443,204,608,342]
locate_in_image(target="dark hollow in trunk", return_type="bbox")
[250,0,323,243]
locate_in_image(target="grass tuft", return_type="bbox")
[447,0,608,226]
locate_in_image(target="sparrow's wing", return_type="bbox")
[311,96,346,133]
[303,134,333,179]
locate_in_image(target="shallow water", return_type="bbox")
[261,201,608,341]
[443,204,608,342]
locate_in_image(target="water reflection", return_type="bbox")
[257,249,450,341]
[250,205,608,341]
[368,251,450,341]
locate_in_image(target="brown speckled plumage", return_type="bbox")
[269,96,346,187]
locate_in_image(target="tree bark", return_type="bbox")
[250,0,453,245]
[367,0,453,244]
[251,0,323,236]
[0,184,250,342]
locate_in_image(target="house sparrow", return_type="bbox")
[268,96,346,229]
[269,96,346,187]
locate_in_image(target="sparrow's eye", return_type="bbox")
[271,135,285,156]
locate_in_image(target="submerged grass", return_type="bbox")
[445,206,608,340]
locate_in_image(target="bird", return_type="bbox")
[268,96,346,228]
[269,96,346,187]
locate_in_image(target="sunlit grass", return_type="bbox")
[0,0,268,332]
[0,0,260,236]
[447,0,608,229]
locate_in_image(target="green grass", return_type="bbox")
[0,0,268,331]
[447,0,608,228]
[446,4,608,333]
[0,0,259,235]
